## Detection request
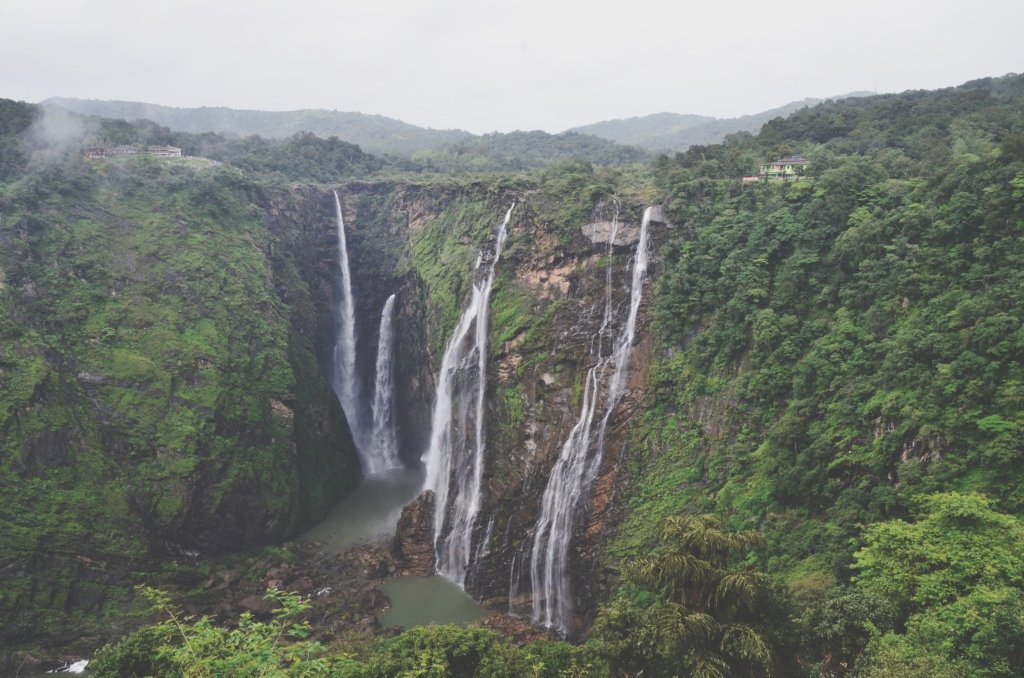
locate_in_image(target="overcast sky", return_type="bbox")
[1,0,1020,134]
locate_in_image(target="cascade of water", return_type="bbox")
[369,293,401,473]
[422,204,514,586]
[331,191,367,459]
[530,206,652,634]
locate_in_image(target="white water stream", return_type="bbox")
[369,293,401,472]
[331,191,367,460]
[331,192,404,475]
[422,204,514,586]
[530,206,652,633]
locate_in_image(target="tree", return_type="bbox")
[852,492,1024,677]
[799,587,895,677]
[591,515,794,677]
[91,587,362,677]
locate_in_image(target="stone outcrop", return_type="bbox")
[645,204,674,228]
[581,220,642,246]
[392,490,436,576]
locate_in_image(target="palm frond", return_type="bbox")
[719,623,773,673]
[713,571,772,615]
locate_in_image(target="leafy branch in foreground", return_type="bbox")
[91,587,362,677]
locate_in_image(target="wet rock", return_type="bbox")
[365,557,390,579]
[238,594,275,615]
[474,613,559,645]
[266,565,290,579]
[582,221,641,246]
[392,490,436,576]
[216,569,240,587]
[645,204,674,228]
[290,576,314,594]
[361,587,390,610]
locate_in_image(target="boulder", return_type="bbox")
[392,490,436,576]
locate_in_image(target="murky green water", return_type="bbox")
[298,467,424,554]
[377,576,487,629]
[299,467,488,628]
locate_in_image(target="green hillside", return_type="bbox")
[570,94,871,151]
[0,112,358,650]
[4,72,1024,676]
[42,97,473,157]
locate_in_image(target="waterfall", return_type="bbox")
[331,191,366,458]
[530,206,652,634]
[369,293,401,473]
[422,204,514,586]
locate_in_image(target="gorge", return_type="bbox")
[3,73,1024,675]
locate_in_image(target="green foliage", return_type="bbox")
[853,632,970,678]
[94,605,597,678]
[8,74,1024,673]
[361,624,601,677]
[408,197,506,351]
[365,625,517,677]
[798,587,895,677]
[592,515,795,677]
[411,131,649,174]
[0,98,37,180]
[851,493,1024,677]
[203,132,384,182]
[0,135,355,648]
[616,72,1024,598]
[92,588,357,677]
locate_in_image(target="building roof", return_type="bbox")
[773,155,811,165]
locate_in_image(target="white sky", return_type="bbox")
[1,0,1021,134]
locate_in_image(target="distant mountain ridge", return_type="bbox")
[42,97,474,157]
[568,93,872,151]
[42,93,869,162]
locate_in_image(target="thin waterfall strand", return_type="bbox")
[369,293,401,473]
[331,191,367,460]
[422,204,514,586]
[530,206,652,634]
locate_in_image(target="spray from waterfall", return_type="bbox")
[422,204,514,586]
[370,294,401,472]
[530,206,652,634]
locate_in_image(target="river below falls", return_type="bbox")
[298,467,423,554]
[297,466,486,629]
[377,576,487,628]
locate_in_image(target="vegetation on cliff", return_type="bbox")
[0,109,357,652]
[3,71,1024,676]
[610,72,1024,674]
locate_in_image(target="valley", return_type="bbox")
[1,72,1023,676]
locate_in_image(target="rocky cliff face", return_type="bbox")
[1,164,666,654]
[466,202,667,636]
[327,180,670,636]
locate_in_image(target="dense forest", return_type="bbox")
[2,72,1023,676]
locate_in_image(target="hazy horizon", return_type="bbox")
[2,0,1021,135]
